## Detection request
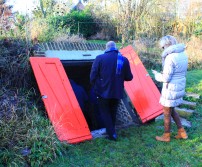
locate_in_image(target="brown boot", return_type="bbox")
[156,133,170,142]
[175,128,188,139]
[156,107,171,142]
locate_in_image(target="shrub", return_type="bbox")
[30,18,59,42]
[69,10,98,38]
[0,39,32,88]
[0,92,67,166]
[132,36,202,70]
[193,20,202,39]
[132,37,162,70]
[184,36,202,70]
[48,10,99,39]
[0,38,68,166]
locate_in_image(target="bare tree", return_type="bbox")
[33,0,56,18]
[0,0,14,34]
[116,0,161,46]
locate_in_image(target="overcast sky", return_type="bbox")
[6,0,36,14]
[6,0,80,14]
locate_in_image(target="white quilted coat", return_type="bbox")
[154,44,188,107]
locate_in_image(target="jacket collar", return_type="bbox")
[161,43,186,67]
[105,47,118,53]
[161,43,186,59]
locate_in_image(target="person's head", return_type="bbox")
[106,41,116,50]
[159,35,178,50]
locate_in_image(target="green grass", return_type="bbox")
[1,39,201,166]
[87,40,108,45]
[87,40,122,48]
[46,69,202,167]
[186,69,202,96]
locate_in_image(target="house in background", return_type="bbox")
[72,0,85,11]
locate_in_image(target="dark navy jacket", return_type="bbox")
[90,49,133,99]
[69,79,88,112]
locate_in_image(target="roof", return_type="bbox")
[32,42,106,61]
[45,50,103,61]
[72,0,85,11]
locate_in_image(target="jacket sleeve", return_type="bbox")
[124,57,133,81]
[155,55,174,83]
[90,56,100,85]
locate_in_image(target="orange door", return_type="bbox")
[120,45,163,123]
[30,57,92,144]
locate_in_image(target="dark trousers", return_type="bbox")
[97,97,119,138]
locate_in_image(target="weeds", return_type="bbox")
[133,36,202,70]
[0,39,68,166]
[0,93,68,166]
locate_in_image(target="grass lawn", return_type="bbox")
[87,40,122,48]
[46,69,202,167]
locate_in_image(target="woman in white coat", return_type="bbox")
[152,35,188,142]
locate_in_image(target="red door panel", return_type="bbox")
[120,45,163,123]
[30,57,92,144]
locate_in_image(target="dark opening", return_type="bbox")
[61,60,140,131]
[62,60,93,93]
[62,60,99,131]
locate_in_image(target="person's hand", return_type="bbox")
[151,69,158,75]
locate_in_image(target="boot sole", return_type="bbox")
[175,137,188,139]
[156,140,170,142]
[155,137,170,142]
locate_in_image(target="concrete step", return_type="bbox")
[175,107,195,118]
[91,128,107,139]
[186,93,200,99]
[181,100,197,107]
[155,114,191,128]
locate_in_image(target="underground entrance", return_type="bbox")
[61,59,140,131]
[30,42,163,143]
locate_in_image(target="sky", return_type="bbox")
[6,0,80,15]
[6,0,36,14]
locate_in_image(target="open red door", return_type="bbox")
[30,57,92,144]
[120,45,163,123]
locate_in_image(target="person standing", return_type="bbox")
[152,35,188,142]
[90,41,133,141]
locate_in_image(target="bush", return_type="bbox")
[0,39,32,88]
[0,93,67,166]
[48,10,99,39]
[132,36,202,70]
[194,21,202,39]
[185,36,202,70]
[0,38,68,166]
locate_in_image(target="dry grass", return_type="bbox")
[53,34,86,43]
[30,19,49,41]
[185,36,202,69]
[0,93,66,166]
[0,39,67,166]
[132,36,202,70]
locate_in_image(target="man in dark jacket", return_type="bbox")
[69,79,92,127]
[90,41,133,140]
